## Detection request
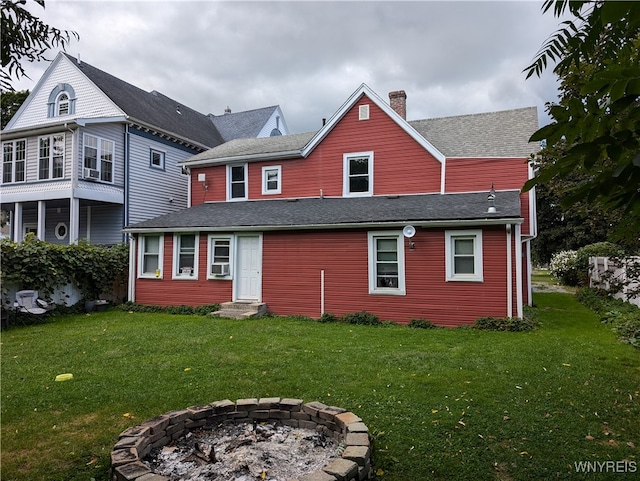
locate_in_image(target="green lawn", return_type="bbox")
[1,292,639,480]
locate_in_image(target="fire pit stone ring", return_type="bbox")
[111,397,373,481]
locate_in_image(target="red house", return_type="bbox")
[124,84,538,326]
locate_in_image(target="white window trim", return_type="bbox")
[445,229,484,282]
[83,133,115,183]
[367,231,406,295]
[2,139,26,184]
[150,148,166,170]
[261,165,282,195]
[172,233,199,280]
[138,234,164,279]
[38,133,65,180]
[55,222,68,240]
[343,151,373,197]
[226,163,248,201]
[56,92,70,116]
[207,234,234,280]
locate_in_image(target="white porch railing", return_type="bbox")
[590,256,640,307]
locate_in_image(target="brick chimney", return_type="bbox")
[389,90,407,120]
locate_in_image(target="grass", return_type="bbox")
[1,292,639,480]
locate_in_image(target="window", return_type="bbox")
[227,164,247,200]
[55,222,68,240]
[208,236,232,279]
[343,151,373,197]
[47,84,76,117]
[83,134,114,182]
[445,230,483,282]
[262,165,281,195]
[150,149,165,170]
[139,234,163,278]
[368,231,405,295]
[2,139,26,183]
[57,93,70,116]
[173,233,198,278]
[38,134,64,180]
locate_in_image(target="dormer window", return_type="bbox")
[47,83,76,117]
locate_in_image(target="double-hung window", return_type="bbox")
[38,134,65,180]
[344,151,373,197]
[139,234,163,278]
[445,230,483,282]
[208,236,232,279]
[262,165,281,195]
[227,164,247,200]
[2,139,26,183]
[368,231,405,295]
[57,93,70,116]
[173,233,198,278]
[83,134,114,182]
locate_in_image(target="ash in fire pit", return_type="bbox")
[111,398,373,481]
[147,422,341,481]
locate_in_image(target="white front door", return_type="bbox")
[235,235,262,301]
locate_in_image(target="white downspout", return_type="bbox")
[128,235,136,302]
[516,224,523,318]
[321,269,325,315]
[506,224,513,318]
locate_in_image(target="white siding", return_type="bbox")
[9,55,123,130]
[256,106,290,137]
[127,132,192,225]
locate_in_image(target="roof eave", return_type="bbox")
[178,149,303,167]
[123,216,524,234]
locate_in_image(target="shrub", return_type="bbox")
[342,311,382,326]
[408,318,439,329]
[549,250,579,286]
[473,316,540,332]
[317,312,339,323]
[576,287,640,348]
[575,242,626,285]
[119,302,220,316]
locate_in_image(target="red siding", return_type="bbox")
[134,234,232,306]
[262,227,512,326]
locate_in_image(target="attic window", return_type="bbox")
[47,83,76,117]
[359,104,370,120]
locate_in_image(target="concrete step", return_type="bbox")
[210,302,267,319]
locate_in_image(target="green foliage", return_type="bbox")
[473,315,540,332]
[576,287,640,348]
[1,0,79,90]
[341,310,382,326]
[0,88,28,128]
[524,1,640,242]
[0,235,128,304]
[549,249,580,286]
[317,312,339,323]
[408,318,439,329]
[118,302,221,316]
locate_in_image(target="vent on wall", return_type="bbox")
[359,104,370,120]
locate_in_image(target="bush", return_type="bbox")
[317,312,339,323]
[119,302,220,316]
[575,242,626,285]
[408,318,439,329]
[549,250,579,286]
[576,287,640,348]
[473,316,540,332]
[342,311,382,326]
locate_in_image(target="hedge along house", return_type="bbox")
[1,52,289,245]
[124,84,538,326]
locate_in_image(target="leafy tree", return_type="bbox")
[1,88,28,128]
[1,0,78,90]
[524,1,640,243]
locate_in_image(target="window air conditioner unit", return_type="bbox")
[84,168,99,180]
[211,263,230,276]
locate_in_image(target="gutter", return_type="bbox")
[177,149,303,168]
[123,216,524,234]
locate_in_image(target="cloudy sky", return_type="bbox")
[15,0,567,133]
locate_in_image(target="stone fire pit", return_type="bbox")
[111,398,373,481]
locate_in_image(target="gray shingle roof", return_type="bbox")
[180,106,539,165]
[63,53,224,148]
[124,190,522,231]
[210,106,279,141]
[409,107,539,158]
